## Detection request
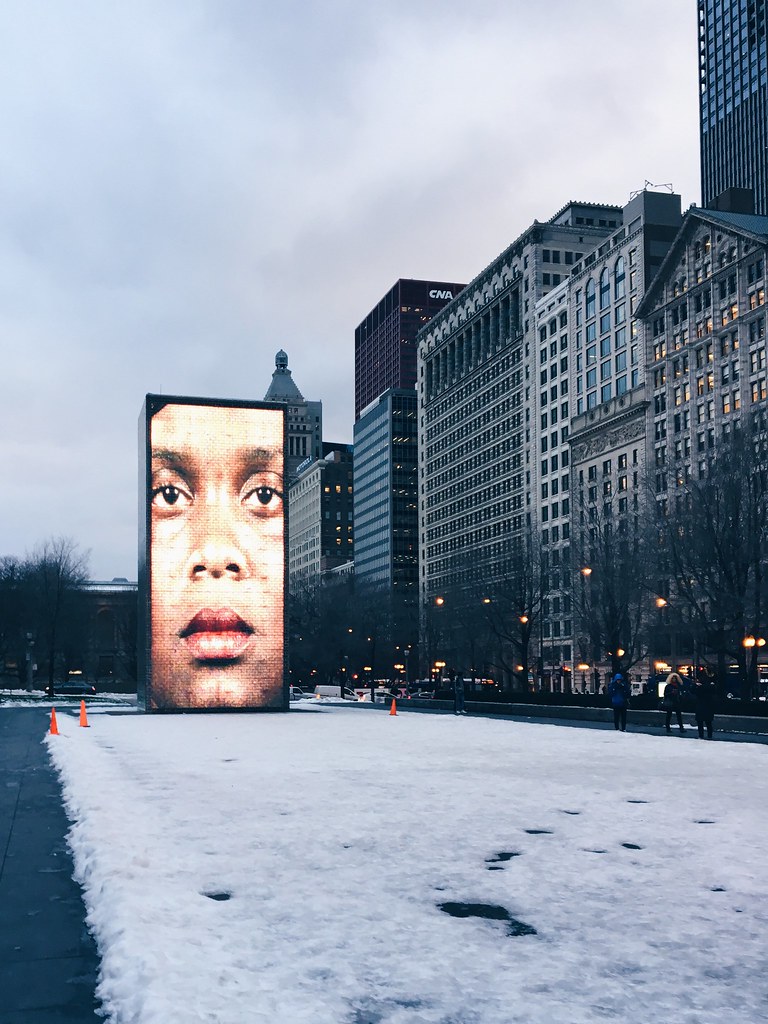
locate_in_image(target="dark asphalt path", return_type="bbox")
[0,707,102,1024]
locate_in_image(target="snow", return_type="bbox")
[45,706,768,1024]
[0,691,136,708]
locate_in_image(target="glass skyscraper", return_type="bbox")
[699,0,768,214]
[352,389,418,593]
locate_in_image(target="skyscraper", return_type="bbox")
[699,0,768,214]
[354,279,465,420]
[353,389,418,593]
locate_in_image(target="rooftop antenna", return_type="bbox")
[629,181,674,200]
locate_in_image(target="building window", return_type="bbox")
[585,279,596,319]
[600,269,610,310]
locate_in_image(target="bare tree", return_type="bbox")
[658,424,768,696]
[0,556,30,686]
[26,537,90,695]
[573,494,655,678]
[479,534,545,691]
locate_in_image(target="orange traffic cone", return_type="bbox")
[389,699,398,716]
[49,708,59,735]
[79,700,89,728]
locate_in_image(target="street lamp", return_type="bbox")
[25,632,35,693]
[578,567,593,692]
[577,662,590,693]
[433,659,446,687]
[743,635,765,698]
[364,665,374,702]
[394,663,405,696]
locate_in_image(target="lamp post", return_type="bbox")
[364,665,374,703]
[577,662,590,694]
[519,614,530,691]
[743,635,765,699]
[393,663,405,697]
[579,566,592,690]
[25,632,35,693]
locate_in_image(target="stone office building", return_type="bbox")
[417,202,621,643]
[637,206,768,508]
[288,445,354,591]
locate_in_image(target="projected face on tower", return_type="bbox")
[147,401,285,709]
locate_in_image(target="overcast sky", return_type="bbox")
[0,1,700,580]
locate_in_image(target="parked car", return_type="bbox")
[54,681,97,696]
[313,685,358,700]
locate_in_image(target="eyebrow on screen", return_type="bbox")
[151,446,282,474]
[151,449,190,472]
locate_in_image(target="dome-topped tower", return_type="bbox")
[264,349,304,402]
[263,349,322,484]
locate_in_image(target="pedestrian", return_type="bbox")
[607,672,630,731]
[452,673,466,715]
[693,667,717,740]
[662,672,686,734]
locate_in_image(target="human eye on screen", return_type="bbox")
[242,478,284,514]
[151,481,193,515]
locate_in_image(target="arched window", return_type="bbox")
[600,268,611,310]
[585,279,596,319]
[614,257,626,300]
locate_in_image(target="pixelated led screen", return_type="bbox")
[146,400,285,710]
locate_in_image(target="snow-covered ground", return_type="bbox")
[0,691,136,708]
[46,705,768,1024]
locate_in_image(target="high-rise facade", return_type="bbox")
[263,350,322,482]
[417,193,688,688]
[699,0,768,214]
[417,201,621,609]
[353,389,418,594]
[288,446,354,590]
[354,279,466,421]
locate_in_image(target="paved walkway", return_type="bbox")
[0,707,101,1023]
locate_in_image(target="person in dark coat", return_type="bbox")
[693,668,717,739]
[607,672,631,731]
[452,673,466,715]
[662,672,686,734]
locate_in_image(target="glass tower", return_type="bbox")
[352,389,418,592]
[699,0,768,214]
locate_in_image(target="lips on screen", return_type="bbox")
[148,401,285,710]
